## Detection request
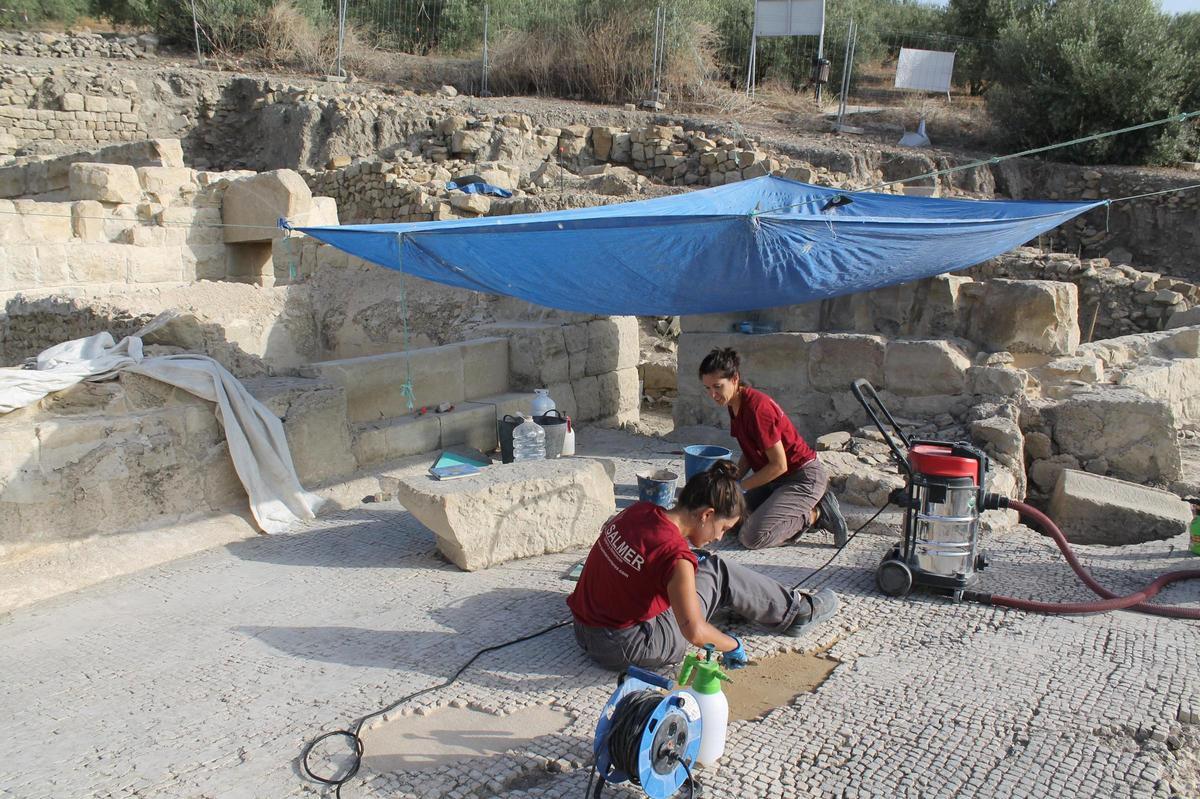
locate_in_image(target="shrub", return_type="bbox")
[985,0,1190,165]
[1,0,90,25]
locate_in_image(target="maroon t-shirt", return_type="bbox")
[567,502,699,628]
[728,386,816,474]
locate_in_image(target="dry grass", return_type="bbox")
[487,15,725,106]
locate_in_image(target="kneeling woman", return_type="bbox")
[699,347,848,551]
[567,461,838,671]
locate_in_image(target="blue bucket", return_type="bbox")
[683,445,734,483]
[637,469,678,508]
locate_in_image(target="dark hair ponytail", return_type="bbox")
[698,347,740,380]
[677,460,745,520]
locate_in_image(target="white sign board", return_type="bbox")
[894,48,956,93]
[754,0,824,37]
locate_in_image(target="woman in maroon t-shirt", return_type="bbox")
[699,347,848,550]
[568,461,839,671]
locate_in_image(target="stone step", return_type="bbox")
[351,392,530,467]
[300,337,509,424]
[1048,468,1192,546]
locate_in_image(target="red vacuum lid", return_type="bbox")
[909,444,979,481]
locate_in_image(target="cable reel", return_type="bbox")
[591,666,702,799]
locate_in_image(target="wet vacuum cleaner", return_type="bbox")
[852,379,991,601]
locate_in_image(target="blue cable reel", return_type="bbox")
[591,666,702,799]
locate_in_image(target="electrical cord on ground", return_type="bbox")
[301,617,571,798]
[791,499,892,592]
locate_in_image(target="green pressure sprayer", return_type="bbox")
[678,645,730,768]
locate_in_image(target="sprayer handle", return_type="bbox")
[627,665,673,690]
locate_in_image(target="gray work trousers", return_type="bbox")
[739,458,829,550]
[572,552,806,671]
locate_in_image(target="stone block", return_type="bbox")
[222,169,313,243]
[459,337,509,399]
[137,167,198,206]
[585,317,639,376]
[68,163,142,204]
[449,193,492,215]
[884,339,972,396]
[1120,359,1200,430]
[183,244,228,280]
[1048,469,1191,545]
[382,458,616,571]
[309,196,339,226]
[1045,387,1180,483]
[965,279,1079,355]
[808,334,886,392]
[437,403,499,453]
[35,243,70,286]
[1163,328,1200,358]
[71,200,106,241]
[486,323,569,389]
[17,202,73,242]
[246,377,356,486]
[127,246,183,283]
[302,345,466,423]
[1040,355,1104,383]
[0,244,39,289]
[68,242,128,283]
[967,365,1029,397]
[1165,307,1200,329]
[352,416,441,467]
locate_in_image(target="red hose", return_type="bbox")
[985,500,1200,620]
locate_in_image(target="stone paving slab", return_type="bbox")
[0,427,1197,799]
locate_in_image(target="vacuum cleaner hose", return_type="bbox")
[967,498,1200,619]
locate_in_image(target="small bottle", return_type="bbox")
[511,414,546,461]
[1189,499,1200,556]
[561,416,575,457]
[531,388,555,418]
[678,645,730,767]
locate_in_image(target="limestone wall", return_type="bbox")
[970,247,1198,339]
[0,66,147,156]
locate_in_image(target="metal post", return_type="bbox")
[745,0,758,94]
[336,0,347,77]
[815,0,826,104]
[482,3,489,96]
[835,18,856,132]
[189,0,203,65]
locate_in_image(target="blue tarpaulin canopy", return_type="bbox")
[293,176,1102,316]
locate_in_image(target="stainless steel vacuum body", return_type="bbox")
[852,380,990,601]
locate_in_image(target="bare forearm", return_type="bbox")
[740,462,786,491]
[682,620,738,652]
[736,455,749,480]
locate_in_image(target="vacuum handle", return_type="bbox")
[850,379,911,472]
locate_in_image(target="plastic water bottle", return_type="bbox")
[1189,498,1200,556]
[531,388,555,417]
[511,414,546,461]
[678,645,730,767]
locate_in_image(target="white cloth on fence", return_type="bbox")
[0,331,324,533]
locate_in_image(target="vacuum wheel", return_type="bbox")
[876,559,913,597]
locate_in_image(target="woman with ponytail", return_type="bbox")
[567,460,839,671]
[699,346,848,550]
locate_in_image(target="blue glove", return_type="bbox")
[721,635,748,670]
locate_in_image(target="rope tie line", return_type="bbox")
[395,233,417,412]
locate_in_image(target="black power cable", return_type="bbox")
[301,618,571,798]
[303,500,891,798]
[791,500,891,592]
